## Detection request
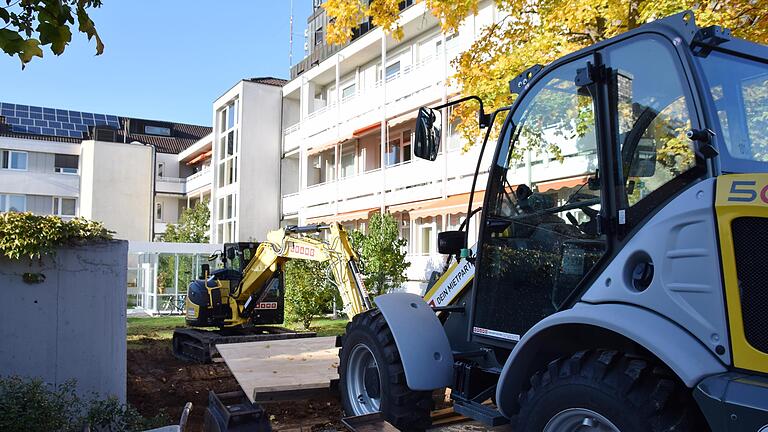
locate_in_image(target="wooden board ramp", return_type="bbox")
[216,336,339,403]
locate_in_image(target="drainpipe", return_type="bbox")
[380,32,387,214]
[441,30,448,200]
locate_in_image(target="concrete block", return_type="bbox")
[0,240,128,402]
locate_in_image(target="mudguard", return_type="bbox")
[375,292,454,390]
[495,302,728,418]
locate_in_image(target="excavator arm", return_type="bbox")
[227,222,372,326]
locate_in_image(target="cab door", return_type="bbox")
[470,54,609,345]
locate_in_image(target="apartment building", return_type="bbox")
[0,101,211,240]
[278,0,606,294]
[279,0,499,293]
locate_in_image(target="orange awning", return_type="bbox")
[536,175,590,192]
[387,190,485,219]
[353,122,381,137]
[186,150,212,165]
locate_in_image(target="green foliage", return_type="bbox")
[0,376,168,432]
[0,0,104,68]
[0,212,113,260]
[157,201,210,296]
[350,212,409,296]
[284,259,336,329]
[161,200,210,243]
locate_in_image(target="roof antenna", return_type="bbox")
[289,0,294,69]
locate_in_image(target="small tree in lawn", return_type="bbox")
[158,201,210,298]
[351,212,409,296]
[162,200,210,243]
[284,260,336,329]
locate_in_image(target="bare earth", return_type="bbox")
[127,338,344,431]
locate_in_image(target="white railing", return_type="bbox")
[283,123,300,136]
[285,53,447,151]
[156,176,185,183]
[185,168,212,193]
[282,192,301,216]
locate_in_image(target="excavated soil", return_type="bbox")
[127,338,344,431]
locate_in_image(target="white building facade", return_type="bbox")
[0,102,212,241]
[280,1,500,293]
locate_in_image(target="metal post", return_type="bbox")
[380,32,387,214]
[441,30,448,200]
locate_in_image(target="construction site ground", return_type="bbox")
[127,317,506,431]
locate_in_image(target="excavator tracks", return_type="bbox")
[172,326,317,364]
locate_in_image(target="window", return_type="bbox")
[419,219,434,255]
[315,26,324,46]
[386,138,401,166]
[217,194,237,243]
[385,62,401,81]
[341,83,356,100]
[53,197,76,217]
[157,162,165,177]
[0,194,26,212]
[340,143,356,178]
[604,36,703,227]
[700,50,768,170]
[217,101,239,187]
[144,125,172,136]
[476,57,605,338]
[54,154,78,174]
[155,202,163,221]
[2,150,27,170]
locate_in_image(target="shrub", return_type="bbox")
[0,376,168,432]
[284,259,336,329]
[0,212,113,260]
[349,212,409,296]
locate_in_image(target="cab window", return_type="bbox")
[604,35,704,227]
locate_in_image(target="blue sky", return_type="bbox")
[0,1,314,126]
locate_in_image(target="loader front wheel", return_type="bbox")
[338,309,433,431]
[516,350,706,432]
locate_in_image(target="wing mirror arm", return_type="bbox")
[431,95,492,129]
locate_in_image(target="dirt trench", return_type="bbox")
[127,338,344,431]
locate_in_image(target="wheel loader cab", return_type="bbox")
[369,11,768,432]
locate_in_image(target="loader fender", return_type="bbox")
[375,292,454,390]
[495,302,727,418]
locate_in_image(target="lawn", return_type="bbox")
[127,315,348,347]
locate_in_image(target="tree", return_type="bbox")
[162,200,210,243]
[350,212,410,296]
[284,259,336,329]
[323,0,767,153]
[1,0,104,68]
[157,201,209,298]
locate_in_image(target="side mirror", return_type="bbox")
[414,107,441,161]
[438,231,466,255]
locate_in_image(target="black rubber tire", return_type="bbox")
[516,350,707,432]
[338,309,433,431]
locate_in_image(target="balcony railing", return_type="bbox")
[185,168,212,193]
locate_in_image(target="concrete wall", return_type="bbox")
[80,140,153,241]
[0,241,128,402]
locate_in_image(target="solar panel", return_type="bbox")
[1,102,120,140]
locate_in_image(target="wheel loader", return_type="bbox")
[337,12,768,431]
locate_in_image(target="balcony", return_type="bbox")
[285,53,452,153]
[155,176,185,195]
[185,168,212,194]
[282,192,301,216]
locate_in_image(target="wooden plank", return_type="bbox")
[216,336,339,403]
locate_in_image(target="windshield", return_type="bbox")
[699,50,768,173]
